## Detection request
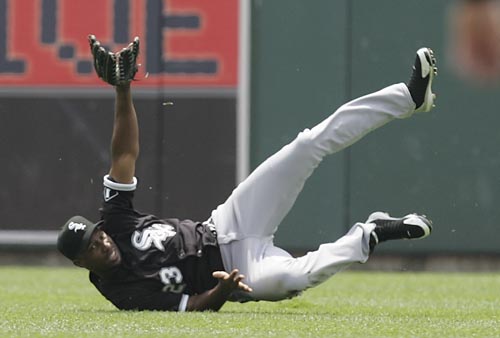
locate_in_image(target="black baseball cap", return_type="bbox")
[57,216,99,260]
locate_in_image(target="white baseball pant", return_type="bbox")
[209,83,416,302]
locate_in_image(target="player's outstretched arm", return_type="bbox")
[186,269,252,311]
[108,84,139,184]
[88,34,140,184]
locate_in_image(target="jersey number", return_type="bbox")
[159,267,185,293]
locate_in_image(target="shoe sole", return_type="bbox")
[415,48,438,113]
[366,211,433,239]
[403,214,433,239]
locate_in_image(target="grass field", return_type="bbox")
[1,266,500,337]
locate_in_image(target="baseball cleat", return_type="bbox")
[367,211,433,253]
[407,47,438,113]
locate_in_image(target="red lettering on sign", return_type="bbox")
[0,0,238,88]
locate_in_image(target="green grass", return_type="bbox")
[1,267,500,337]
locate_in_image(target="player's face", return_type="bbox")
[77,229,122,272]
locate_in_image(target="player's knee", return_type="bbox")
[293,129,317,151]
[281,273,308,293]
[272,270,309,298]
[249,270,307,301]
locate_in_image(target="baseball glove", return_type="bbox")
[88,35,140,86]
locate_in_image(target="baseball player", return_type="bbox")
[57,35,436,312]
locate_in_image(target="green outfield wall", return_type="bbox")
[250,0,500,254]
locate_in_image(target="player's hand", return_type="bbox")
[212,269,253,293]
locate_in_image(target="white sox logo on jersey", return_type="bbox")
[131,223,176,251]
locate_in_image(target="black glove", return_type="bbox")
[88,34,140,86]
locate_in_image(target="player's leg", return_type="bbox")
[280,212,433,293]
[224,212,432,302]
[210,48,437,244]
[211,84,411,244]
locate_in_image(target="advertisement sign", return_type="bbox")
[0,0,238,87]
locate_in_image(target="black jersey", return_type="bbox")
[89,175,224,311]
